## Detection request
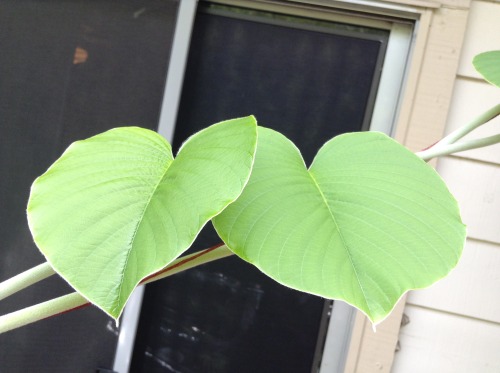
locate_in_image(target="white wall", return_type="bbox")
[392,1,500,371]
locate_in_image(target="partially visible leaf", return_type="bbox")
[27,117,257,319]
[213,128,466,324]
[473,50,500,88]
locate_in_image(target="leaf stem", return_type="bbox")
[140,243,234,285]
[0,292,87,334]
[0,262,55,301]
[416,134,500,161]
[436,103,500,146]
[0,244,233,334]
[416,103,500,161]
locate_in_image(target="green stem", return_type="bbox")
[0,262,55,301]
[416,103,500,161]
[417,134,500,161]
[436,103,500,146]
[0,245,233,334]
[140,244,234,285]
[0,292,87,334]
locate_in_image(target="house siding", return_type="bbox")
[392,1,500,371]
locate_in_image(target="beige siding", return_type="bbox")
[457,0,500,79]
[437,157,500,243]
[392,305,500,373]
[392,1,500,371]
[408,239,500,323]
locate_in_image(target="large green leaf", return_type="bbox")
[213,128,466,324]
[473,50,500,88]
[27,117,257,319]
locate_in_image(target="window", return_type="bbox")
[120,1,414,372]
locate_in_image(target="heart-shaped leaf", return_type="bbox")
[27,117,257,319]
[213,128,466,324]
[473,50,500,88]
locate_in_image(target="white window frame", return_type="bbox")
[113,1,419,372]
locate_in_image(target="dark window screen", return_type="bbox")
[132,5,388,373]
[0,1,178,372]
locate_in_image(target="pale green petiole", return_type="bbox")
[0,292,87,334]
[438,103,500,146]
[0,245,233,334]
[140,244,234,286]
[417,133,500,161]
[0,262,55,301]
[416,103,500,161]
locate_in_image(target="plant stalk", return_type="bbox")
[0,262,55,301]
[436,103,500,146]
[140,244,234,285]
[416,102,500,161]
[0,292,87,334]
[416,134,500,161]
[0,244,233,334]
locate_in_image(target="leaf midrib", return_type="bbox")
[113,156,173,315]
[308,170,371,313]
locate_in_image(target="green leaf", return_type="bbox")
[213,128,466,324]
[473,50,500,88]
[27,117,257,319]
